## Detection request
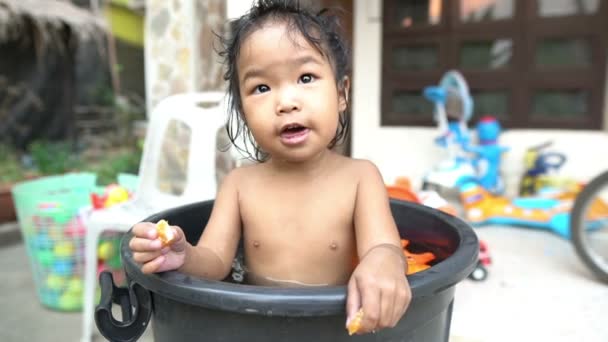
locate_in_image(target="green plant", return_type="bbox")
[22,138,142,187]
[0,144,25,185]
[90,83,116,107]
[90,148,141,186]
[28,141,85,175]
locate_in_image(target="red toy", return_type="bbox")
[468,240,491,281]
[90,184,131,209]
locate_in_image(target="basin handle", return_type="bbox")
[95,271,152,342]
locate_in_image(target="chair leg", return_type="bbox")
[81,227,101,342]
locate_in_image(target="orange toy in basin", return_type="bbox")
[386,177,420,203]
[402,239,436,275]
[387,177,457,216]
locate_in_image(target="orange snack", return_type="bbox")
[347,308,364,335]
[156,220,175,246]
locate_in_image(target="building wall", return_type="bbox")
[352,0,608,195]
[605,54,608,131]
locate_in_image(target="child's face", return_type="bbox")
[237,21,348,163]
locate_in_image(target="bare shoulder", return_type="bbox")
[226,164,262,180]
[221,162,263,187]
[340,157,383,182]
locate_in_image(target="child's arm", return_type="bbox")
[177,169,243,280]
[346,160,411,335]
[129,169,242,279]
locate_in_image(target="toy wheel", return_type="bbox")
[468,262,488,281]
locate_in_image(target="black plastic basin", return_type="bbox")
[96,199,478,342]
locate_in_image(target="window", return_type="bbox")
[381,0,607,129]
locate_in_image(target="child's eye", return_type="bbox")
[299,74,315,84]
[254,85,270,94]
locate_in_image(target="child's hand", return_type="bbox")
[346,244,411,335]
[129,221,187,273]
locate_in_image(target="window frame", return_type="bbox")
[381,0,608,129]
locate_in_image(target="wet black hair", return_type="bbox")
[219,0,351,162]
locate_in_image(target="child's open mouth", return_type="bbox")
[280,123,310,145]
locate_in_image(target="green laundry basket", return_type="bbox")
[12,173,97,311]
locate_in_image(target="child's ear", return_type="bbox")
[338,76,350,112]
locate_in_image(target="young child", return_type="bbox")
[129,0,411,335]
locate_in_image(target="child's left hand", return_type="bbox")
[346,244,411,335]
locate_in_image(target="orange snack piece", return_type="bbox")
[347,308,364,335]
[156,219,175,246]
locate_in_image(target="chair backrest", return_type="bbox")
[135,92,228,209]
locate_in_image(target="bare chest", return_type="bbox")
[238,178,357,250]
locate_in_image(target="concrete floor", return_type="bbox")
[0,222,606,342]
[450,227,608,342]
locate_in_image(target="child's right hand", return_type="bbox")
[129,222,187,273]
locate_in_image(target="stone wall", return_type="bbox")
[145,0,225,112]
[195,0,226,92]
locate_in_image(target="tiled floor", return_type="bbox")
[0,223,606,342]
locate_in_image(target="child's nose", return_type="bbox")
[276,86,300,115]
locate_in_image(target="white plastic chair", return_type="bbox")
[81,92,228,342]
